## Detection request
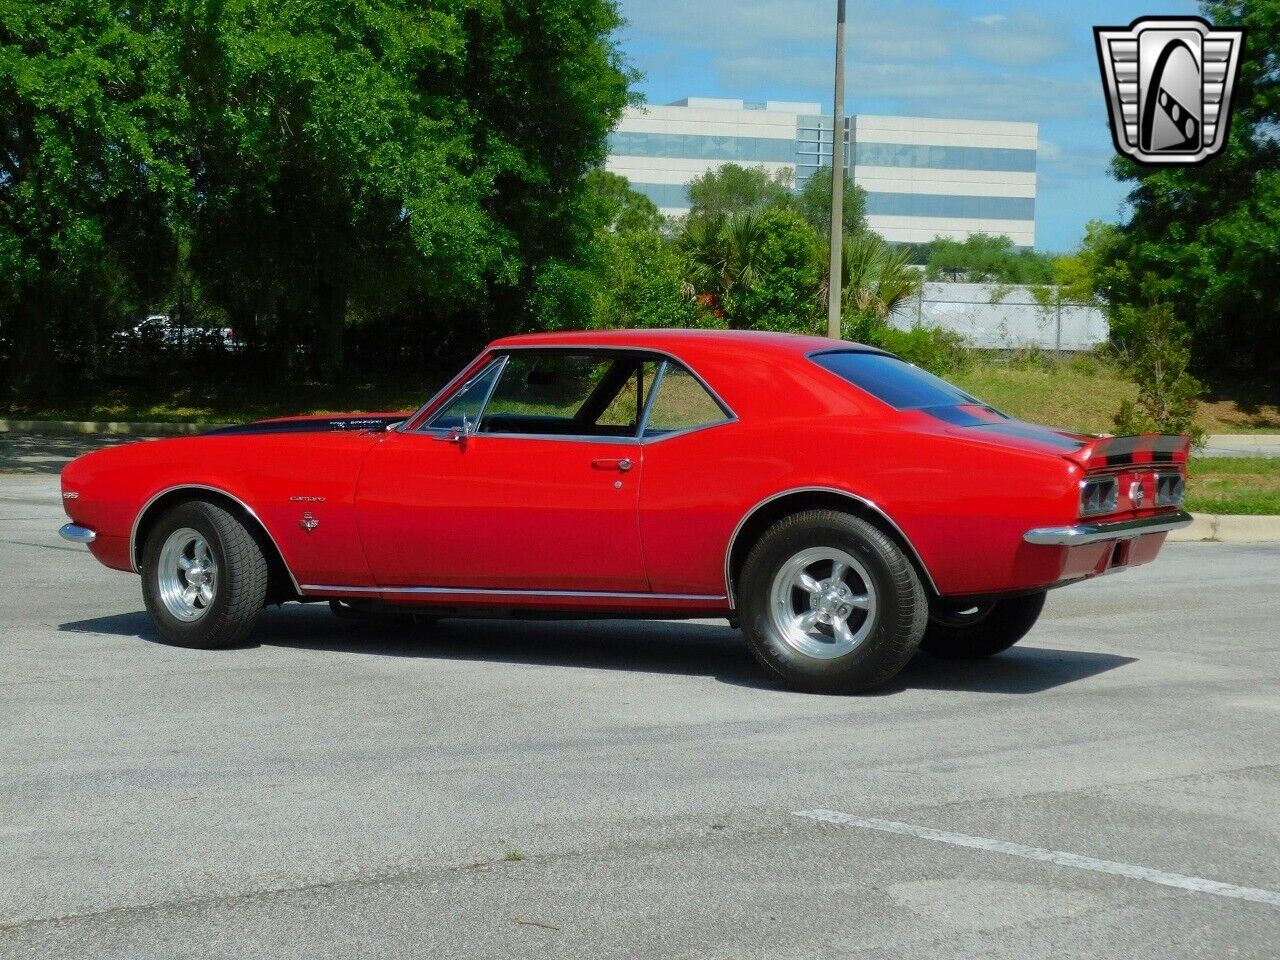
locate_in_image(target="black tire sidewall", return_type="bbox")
[141,502,263,648]
[920,592,1047,659]
[739,511,926,693]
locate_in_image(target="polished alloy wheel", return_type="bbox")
[768,546,878,659]
[157,526,218,622]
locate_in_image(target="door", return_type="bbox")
[356,350,656,593]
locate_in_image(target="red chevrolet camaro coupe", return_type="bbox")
[59,330,1192,692]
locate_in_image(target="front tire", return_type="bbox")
[141,501,268,648]
[739,510,928,693]
[920,592,1046,659]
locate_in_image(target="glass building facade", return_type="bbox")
[605,98,1038,247]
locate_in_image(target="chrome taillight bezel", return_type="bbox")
[1080,477,1119,517]
[1155,471,1186,507]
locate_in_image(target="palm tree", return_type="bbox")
[828,232,921,339]
[679,210,767,328]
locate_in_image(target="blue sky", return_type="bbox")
[614,0,1201,251]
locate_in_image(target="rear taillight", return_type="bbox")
[1080,477,1119,516]
[1155,472,1185,507]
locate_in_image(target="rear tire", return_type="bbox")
[738,510,928,693]
[920,592,1046,659]
[141,501,268,649]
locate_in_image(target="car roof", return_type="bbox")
[489,328,884,364]
[479,329,894,425]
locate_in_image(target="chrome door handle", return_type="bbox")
[592,457,633,472]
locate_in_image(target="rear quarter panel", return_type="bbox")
[639,415,1078,600]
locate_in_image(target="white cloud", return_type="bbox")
[961,11,1073,67]
[1035,138,1118,187]
[618,0,1080,119]
[620,0,1073,67]
[713,57,1094,121]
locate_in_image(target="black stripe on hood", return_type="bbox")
[203,415,404,437]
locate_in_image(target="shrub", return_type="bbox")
[1110,300,1204,445]
[869,326,969,377]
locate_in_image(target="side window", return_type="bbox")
[476,352,655,438]
[595,361,660,430]
[426,360,503,431]
[642,364,730,438]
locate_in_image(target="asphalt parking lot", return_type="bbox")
[3,469,1279,959]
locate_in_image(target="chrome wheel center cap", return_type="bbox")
[816,581,850,619]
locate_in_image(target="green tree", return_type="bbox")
[679,211,768,312]
[1102,1,1280,376]
[925,233,1055,284]
[725,208,822,332]
[0,0,189,399]
[686,164,793,219]
[593,229,701,329]
[581,170,664,235]
[837,232,922,341]
[185,0,630,374]
[795,168,867,237]
[1111,297,1204,443]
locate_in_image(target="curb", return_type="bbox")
[0,419,208,436]
[1169,513,1280,544]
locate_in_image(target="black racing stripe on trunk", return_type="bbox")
[203,416,403,436]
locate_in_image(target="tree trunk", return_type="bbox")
[10,289,56,404]
[316,281,346,378]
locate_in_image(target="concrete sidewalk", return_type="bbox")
[1201,434,1280,458]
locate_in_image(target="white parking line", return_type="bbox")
[793,809,1280,909]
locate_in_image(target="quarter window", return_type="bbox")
[427,361,503,431]
[642,364,730,437]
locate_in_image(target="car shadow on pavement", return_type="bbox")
[60,606,1137,695]
[885,644,1136,695]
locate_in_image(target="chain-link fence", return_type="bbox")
[890,282,1109,353]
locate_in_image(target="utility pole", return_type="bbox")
[826,0,847,339]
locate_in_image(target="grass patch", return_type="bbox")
[953,356,1280,437]
[502,850,527,862]
[1185,456,1280,515]
[953,357,1136,435]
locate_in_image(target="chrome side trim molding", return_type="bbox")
[128,483,303,595]
[1023,510,1193,546]
[723,486,941,607]
[59,523,96,544]
[300,583,727,602]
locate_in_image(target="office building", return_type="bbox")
[606,98,1037,247]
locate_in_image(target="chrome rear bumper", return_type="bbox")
[1024,510,1193,546]
[59,523,97,544]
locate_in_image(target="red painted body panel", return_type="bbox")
[60,329,1187,611]
[355,431,649,592]
[62,432,386,586]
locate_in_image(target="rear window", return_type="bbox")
[811,351,979,410]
